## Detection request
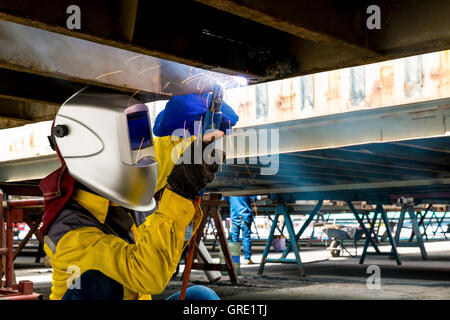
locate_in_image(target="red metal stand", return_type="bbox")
[0,190,42,300]
[179,195,237,300]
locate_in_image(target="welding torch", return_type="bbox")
[179,84,225,300]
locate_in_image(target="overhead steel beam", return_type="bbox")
[219,97,450,159]
[2,0,450,82]
[368,0,450,57]
[0,0,281,80]
[217,178,450,197]
[3,98,450,189]
[195,0,380,58]
[0,68,170,110]
[0,155,59,183]
[0,116,32,129]
[0,19,239,97]
[197,0,450,62]
[6,0,449,82]
[0,68,85,106]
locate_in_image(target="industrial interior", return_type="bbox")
[0,0,449,301]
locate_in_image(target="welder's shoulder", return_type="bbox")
[44,201,116,255]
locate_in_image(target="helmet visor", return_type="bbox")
[126,109,153,151]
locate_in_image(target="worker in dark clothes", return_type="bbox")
[226,196,257,264]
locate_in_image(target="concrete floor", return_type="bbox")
[11,240,450,300]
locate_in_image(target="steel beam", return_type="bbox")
[368,0,450,57]
[0,0,282,79]
[196,0,379,58]
[0,68,85,106]
[0,116,32,129]
[219,97,450,159]
[0,155,60,183]
[2,0,450,83]
[198,0,450,63]
[0,20,238,97]
[219,178,450,197]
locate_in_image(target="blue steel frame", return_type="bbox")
[425,211,448,239]
[409,204,432,241]
[256,198,447,275]
[258,199,403,275]
[347,201,403,265]
[392,204,428,260]
[258,200,323,276]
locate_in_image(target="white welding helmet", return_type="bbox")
[52,87,158,212]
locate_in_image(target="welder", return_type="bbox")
[40,87,237,300]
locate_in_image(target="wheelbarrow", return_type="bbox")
[323,226,363,257]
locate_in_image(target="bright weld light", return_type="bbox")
[232,76,248,87]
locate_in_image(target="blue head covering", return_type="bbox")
[153,93,239,137]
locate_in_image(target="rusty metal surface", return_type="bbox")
[0,121,54,162]
[219,97,450,159]
[220,50,450,127]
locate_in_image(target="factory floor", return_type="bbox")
[11,240,450,300]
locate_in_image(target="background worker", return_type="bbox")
[40,87,233,300]
[226,196,257,264]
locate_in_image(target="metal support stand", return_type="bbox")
[188,204,238,283]
[0,191,42,300]
[393,203,428,260]
[258,200,323,276]
[409,204,431,242]
[347,201,401,265]
[424,210,448,239]
[394,206,406,244]
[406,205,428,260]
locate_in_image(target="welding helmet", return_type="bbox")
[51,87,157,212]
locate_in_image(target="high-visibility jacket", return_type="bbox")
[44,187,202,300]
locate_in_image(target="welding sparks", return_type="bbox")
[125,54,143,63]
[162,82,171,91]
[139,65,160,75]
[128,89,141,107]
[180,73,204,85]
[135,137,145,164]
[96,70,123,79]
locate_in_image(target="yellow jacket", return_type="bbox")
[154,135,195,192]
[44,135,199,300]
[44,185,201,300]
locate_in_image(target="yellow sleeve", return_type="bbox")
[154,135,195,192]
[50,188,200,297]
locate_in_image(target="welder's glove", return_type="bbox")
[167,134,225,200]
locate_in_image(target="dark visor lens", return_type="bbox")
[127,111,153,150]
